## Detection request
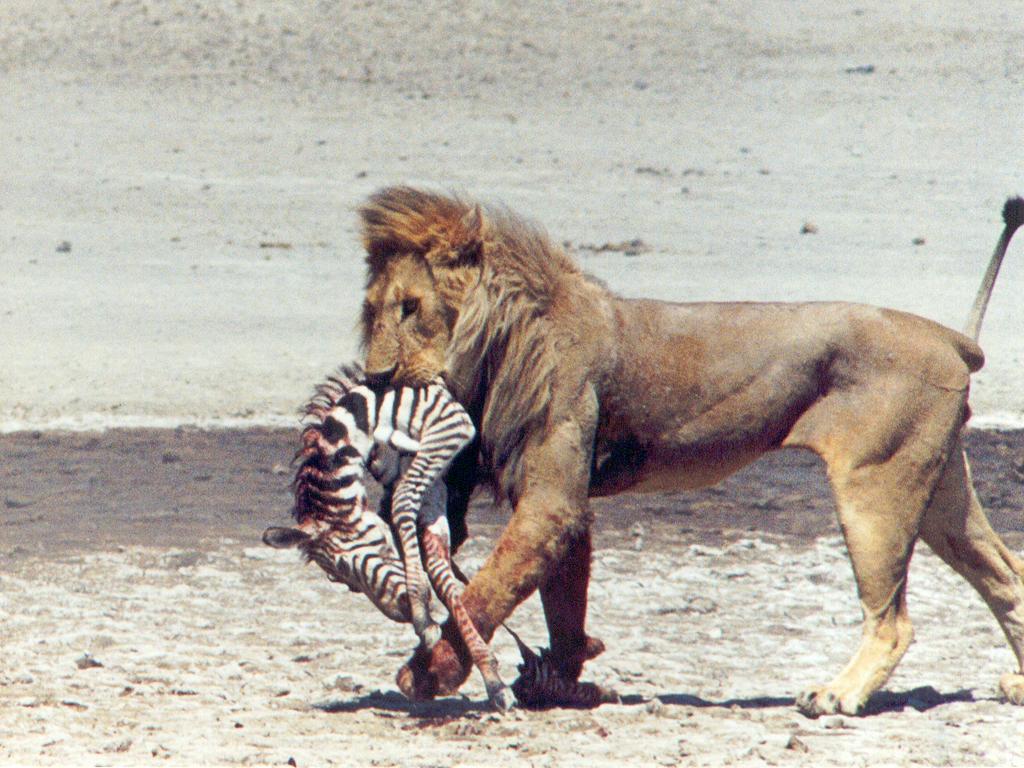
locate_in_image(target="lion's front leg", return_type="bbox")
[396,417,595,701]
[539,525,605,681]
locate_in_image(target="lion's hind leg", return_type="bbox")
[918,440,1024,705]
[797,453,928,717]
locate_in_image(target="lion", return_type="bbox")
[355,186,1024,716]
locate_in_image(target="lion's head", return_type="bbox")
[357,186,583,498]
[358,187,485,386]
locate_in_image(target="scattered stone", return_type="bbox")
[56,240,72,253]
[577,239,652,257]
[820,715,849,729]
[844,64,876,74]
[75,653,103,670]
[912,237,926,246]
[323,674,360,692]
[785,734,809,752]
[104,739,133,754]
[655,596,718,616]
[687,544,723,557]
[271,463,290,476]
[635,166,670,177]
[259,242,293,250]
[4,497,32,509]
[161,451,181,464]
[163,551,204,569]
[801,222,819,235]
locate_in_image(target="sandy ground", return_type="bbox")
[2,1,1024,429]
[3,2,1024,765]
[1,428,1023,767]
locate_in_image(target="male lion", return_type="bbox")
[356,186,1024,716]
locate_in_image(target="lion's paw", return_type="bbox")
[796,686,865,718]
[999,673,1024,705]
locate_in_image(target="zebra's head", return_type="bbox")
[262,520,364,594]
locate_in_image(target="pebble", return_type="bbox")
[75,653,103,670]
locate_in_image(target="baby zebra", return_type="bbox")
[263,366,513,710]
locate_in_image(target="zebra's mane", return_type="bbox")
[292,362,371,526]
[303,362,367,420]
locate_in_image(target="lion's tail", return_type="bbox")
[963,196,1024,342]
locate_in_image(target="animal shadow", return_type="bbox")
[650,686,977,716]
[313,689,490,717]
[650,693,793,710]
[862,686,976,715]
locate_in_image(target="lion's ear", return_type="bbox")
[427,204,486,268]
[456,204,486,266]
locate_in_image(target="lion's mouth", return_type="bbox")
[364,365,397,391]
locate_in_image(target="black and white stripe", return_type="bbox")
[268,365,476,648]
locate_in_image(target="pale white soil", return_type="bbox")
[2,3,1023,766]
[1,531,1022,767]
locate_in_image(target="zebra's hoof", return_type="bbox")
[489,685,516,712]
[421,623,443,650]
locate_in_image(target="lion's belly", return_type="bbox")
[628,450,761,493]
[589,437,762,496]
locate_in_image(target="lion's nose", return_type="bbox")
[364,365,396,390]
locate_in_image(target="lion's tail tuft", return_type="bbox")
[1003,196,1024,231]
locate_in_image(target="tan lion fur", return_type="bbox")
[360,187,583,499]
[356,187,1024,715]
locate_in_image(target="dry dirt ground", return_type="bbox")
[3,2,1024,766]
[1,428,1022,767]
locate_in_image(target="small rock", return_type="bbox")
[104,738,132,754]
[161,451,181,464]
[271,463,290,476]
[820,715,849,729]
[323,674,359,692]
[844,64,876,75]
[75,653,103,670]
[687,544,723,557]
[801,222,819,235]
[163,551,203,570]
[56,240,72,253]
[912,237,926,246]
[786,734,809,752]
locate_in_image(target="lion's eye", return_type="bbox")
[401,298,420,319]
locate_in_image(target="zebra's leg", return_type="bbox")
[397,409,596,702]
[391,507,441,648]
[421,522,514,711]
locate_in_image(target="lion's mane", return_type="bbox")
[359,187,586,500]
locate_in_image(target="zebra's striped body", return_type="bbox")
[263,365,513,710]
